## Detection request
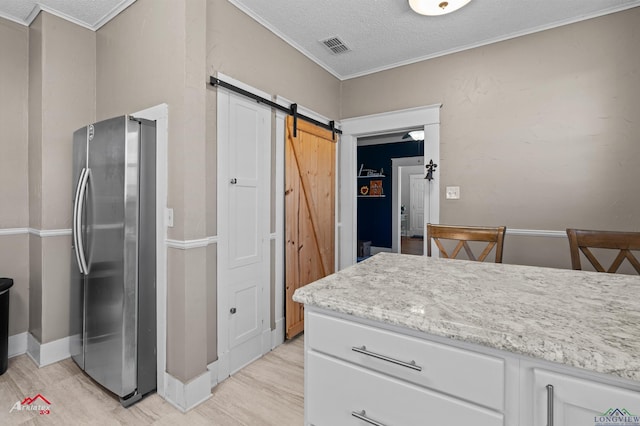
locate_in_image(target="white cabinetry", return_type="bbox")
[307,351,502,426]
[305,310,505,425]
[305,308,640,426]
[522,367,640,426]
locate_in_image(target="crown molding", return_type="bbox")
[9,0,136,31]
[26,4,93,30]
[92,0,136,30]
[230,0,640,81]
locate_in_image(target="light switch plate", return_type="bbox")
[166,208,174,227]
[446,186,460,200]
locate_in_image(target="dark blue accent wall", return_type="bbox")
[357,141,424,248]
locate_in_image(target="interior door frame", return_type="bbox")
[339,105,441,268]
[130,103,168,399]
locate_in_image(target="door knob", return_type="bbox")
[230,307,237,314]
[230,178,237,184]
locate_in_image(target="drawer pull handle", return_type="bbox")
[352,410,387,426]
[546,384,554,426]
[352,346,422,371]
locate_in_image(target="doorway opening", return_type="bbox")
[338,104,441,269]
[356,131,425,259]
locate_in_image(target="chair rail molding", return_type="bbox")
[0,228,72,237]
[166,236,217,250]
[505,228,567,238]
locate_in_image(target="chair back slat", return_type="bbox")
[427,224,507,263]
[477,241,497,262]
[567,228,640,274]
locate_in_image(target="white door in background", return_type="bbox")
[409,174,426,237]
[218,82,271,378]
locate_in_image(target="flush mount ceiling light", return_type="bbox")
[403,130,424,141]
[409,0,472,16]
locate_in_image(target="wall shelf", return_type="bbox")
[358,174,386,178]
[358,195,386,198]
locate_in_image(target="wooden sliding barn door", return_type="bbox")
[285,116,336,339]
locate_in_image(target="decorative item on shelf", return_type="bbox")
[358,164,385,178]
[360,185,369,196]
[369,180,383,196]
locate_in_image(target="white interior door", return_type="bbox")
[409,174,425,237]
[218,83,271,378]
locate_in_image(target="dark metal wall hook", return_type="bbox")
[425,159,438,181]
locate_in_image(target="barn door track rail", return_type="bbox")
[209,76,341,140]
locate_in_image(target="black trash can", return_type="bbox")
[0,277,13,375]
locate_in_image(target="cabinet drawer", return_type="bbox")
[307,311,505,411]
[532,369,640,426]
[307,351,503,426]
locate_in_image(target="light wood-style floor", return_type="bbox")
[0,336,304,425]
[401,236,423,255]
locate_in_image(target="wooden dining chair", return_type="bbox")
[566,228,640,274]
[426,223,507,263]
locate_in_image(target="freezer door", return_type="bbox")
[83,116,140,397]
[70,126,89,369]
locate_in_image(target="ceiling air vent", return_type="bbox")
[321,36,351,55]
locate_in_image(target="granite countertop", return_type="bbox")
[293,252,640,381]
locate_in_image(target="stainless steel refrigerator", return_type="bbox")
[70,115,156,407]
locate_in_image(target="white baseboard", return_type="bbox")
[8,332,27,358]
[26,334,71,367]
[207,360,219,389]
[163,371,212,413]
[26,333,40,365]
[261,328,272,355]
[216,350,230,383]
[272,319,284,349]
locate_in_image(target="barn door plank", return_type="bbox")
[285,117,336,339]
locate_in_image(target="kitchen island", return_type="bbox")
[293,252,640,426]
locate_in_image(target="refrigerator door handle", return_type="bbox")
[72,168,86,273]
[74,168,91,275]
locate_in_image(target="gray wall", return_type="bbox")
[0,19,29,336]
[28,13,96,344]
[341,8,640,269]
[207,0,341,120]
[96,0,209,382]
[0,13,95,342]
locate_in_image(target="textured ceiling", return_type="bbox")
[1,0,639,79]
[230,0,640,79]
[0,0,135,30]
